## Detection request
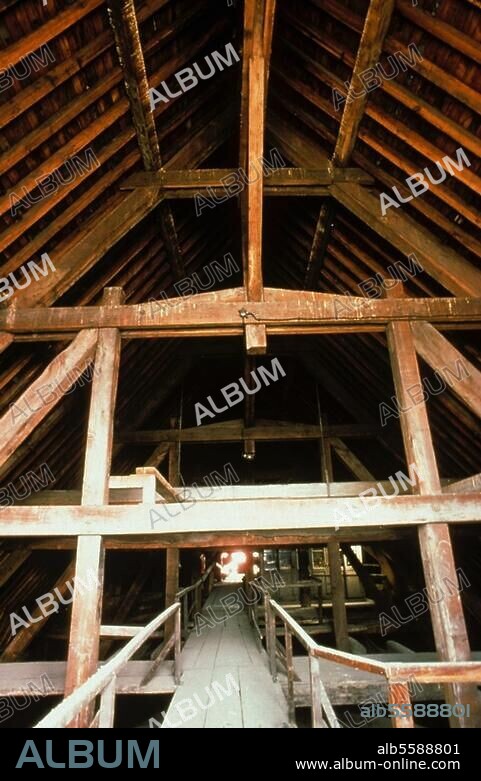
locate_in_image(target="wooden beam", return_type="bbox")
[397,0,481,66]
[330,438,375,481]
[0,330,97,469]
[0,334,14,357]
[136,467,180,503]
[301,352,403,464]
[242,1,273,302]
[0,551,30,588]
[4,105,233,312]
[385,281,478,727]
[164,419,181,639]
[1,493,480,537]
[120,167,373,190]
[29,527,410,549]
[1,563,75,662]
[305,0,395,287]
[304,201,336,289]
[2,290,481,338]
[64,289,123,727]
[269,109,481,295]
[107,0,161,170]
[0,0,104,71]
[107,0,184,278]
[81,290,124,505]
[327,543,350,652]
[244,322,267,355]
[444,474,481,495]
[331,183,481,296]
[412,321,481,420]
[333,0,395,166]
[20,479,417,505]
[320,428,350,652]
[100,563,153,657]
[242,357,257,459]
[143,443,170,469]
[320,0,481,114]
[119,420,381,444]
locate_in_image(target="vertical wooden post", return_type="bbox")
[309,653,326,728]
[182,594,189,639]
[98,676,117,729]
[317,582,324,625]
[165,418,180,639]
[245,53,265,303]
[165,549,180,637]
[321,425,350,652]
[385,280,479,728]
[264,593,277,680]
[174,607,182,685]
[64,288,123,728]
[387,680,414,729]
[327,542,350,652]
[285,623,295,723]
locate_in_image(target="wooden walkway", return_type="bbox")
[159,584,292,728]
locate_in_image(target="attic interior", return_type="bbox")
[0,0,480,731]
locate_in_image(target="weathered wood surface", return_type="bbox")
[2,291,481,338]
[0,330,98,468]
[118,421,382,443]
[386,282,478,727]
[332,0,396,166]
[159,586,290,728]
[65,290,122,726]
[121,167,373,190]
[0,493,480,537]
[412,321,481,420]
[0,661,176,696]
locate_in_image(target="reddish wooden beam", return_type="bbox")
[107,0,184,279]
[64,289,123,727]
[0,330,97,469]
[385,281,479,727]
[0,493,480,537]
[412,321,481,420]
[1,291,481,338]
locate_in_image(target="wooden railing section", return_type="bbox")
[266,597,481,729]
[34,602,181,728]
[176,562,216,638]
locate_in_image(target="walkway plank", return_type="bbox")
[160,584,291,728]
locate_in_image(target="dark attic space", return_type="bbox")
[0,0,481,750]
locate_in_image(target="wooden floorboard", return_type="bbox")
[160,584,291,728]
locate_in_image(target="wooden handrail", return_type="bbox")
[176,561,216,600]
[136,466,180,503]
[267,597,481,729]
[176,562,216,638]
[34,602,181,728]
[269,599,319,653]
[387,661,481,684]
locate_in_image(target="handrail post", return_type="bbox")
[98,675,116,728]
[317,582,323,625]
[174,607,182,685]
[195,581,202,614]
[387,679,414,728]
[265,594,277,681]
[309,652,326,728]
[285,621,295,724]
[183,593,189,637]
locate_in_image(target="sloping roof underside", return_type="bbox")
[0,0,480,492]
